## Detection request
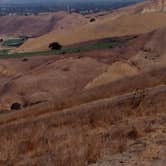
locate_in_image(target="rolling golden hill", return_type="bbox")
[16,0,166,52]
[0,11,87,37]
[0,1,165,165]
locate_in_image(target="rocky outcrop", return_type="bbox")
[141,0,166,13]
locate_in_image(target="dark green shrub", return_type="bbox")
[10,102,21,110]
[49,42,62,50]
[90,18,96,22]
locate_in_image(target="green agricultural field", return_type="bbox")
[0,36,134,59]
[2,37,28,47]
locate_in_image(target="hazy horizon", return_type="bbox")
[0,0,145,4]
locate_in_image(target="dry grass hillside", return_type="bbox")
[16,0,166,52]
[2,27,166,110]
[17,12,166,52]
[0,63,165,166]
[0,33,145,110]
[0,11,87,37]
[0,1,165,165]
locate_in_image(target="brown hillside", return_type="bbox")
[1,27,166,111]
[15,0,166,52]
[0,67,165,165]
[0,2,166,165]
[0,33,146,110]
[17,12,166,52]
[0,12,87,37]
[0,31,166,164]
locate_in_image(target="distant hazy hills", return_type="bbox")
[0,0,145,4]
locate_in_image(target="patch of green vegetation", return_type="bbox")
[2,37,28,47]
[0,37,133,59]
[0,50,9,55]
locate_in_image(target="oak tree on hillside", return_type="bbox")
[49,42,62,50]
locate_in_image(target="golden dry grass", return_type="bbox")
[0,1,166,164]
[17,12,166,52]
[85,61,139,89]
[0,11,87,37]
